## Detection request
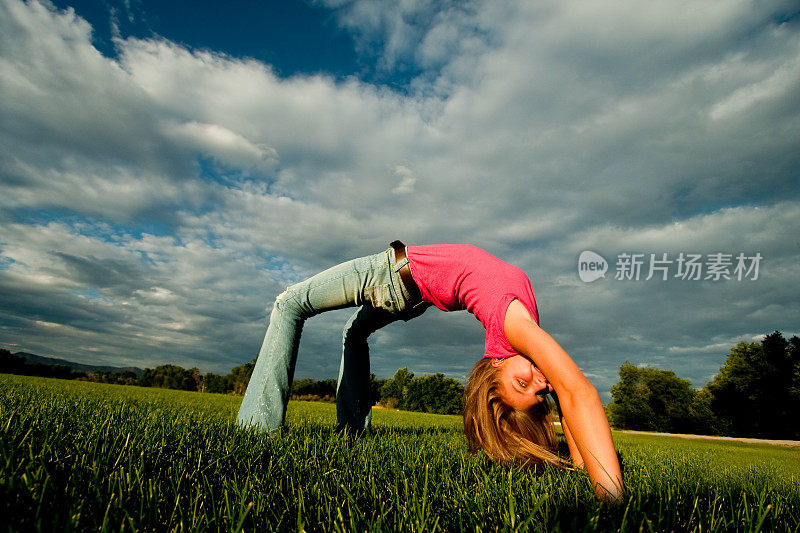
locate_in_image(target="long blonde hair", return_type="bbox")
[463,358,569,468]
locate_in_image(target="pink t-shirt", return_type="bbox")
[406,244,539,358]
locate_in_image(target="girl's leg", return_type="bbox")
[236,290,305,432]
[337,302,430,434]
[337,305,398,434]
[237,249,406,432]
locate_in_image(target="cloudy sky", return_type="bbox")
[1,0,798,399]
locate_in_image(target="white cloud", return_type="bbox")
[164,121,279,172]
[391,165,417,194]
[709,47,800,120]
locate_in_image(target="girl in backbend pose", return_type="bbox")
[238,241,623,500]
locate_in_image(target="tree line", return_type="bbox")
[0,349,464,415]
[290,367,464,415]
[606,331,800,439]
[0,350,257,395]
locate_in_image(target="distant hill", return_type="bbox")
[14,352,143,376]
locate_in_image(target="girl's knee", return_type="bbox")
[273,285,302,315]
[342,311,372,346]
[342,320,363,344]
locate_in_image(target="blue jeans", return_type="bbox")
[237,247,428,433]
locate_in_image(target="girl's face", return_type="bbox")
[492,355,553,410]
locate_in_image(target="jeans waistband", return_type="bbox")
[388,240,422,308]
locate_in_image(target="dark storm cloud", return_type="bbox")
[52,252,149,290]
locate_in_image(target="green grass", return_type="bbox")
[1,374,798,532]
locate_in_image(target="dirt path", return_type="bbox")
[616,429,800,447]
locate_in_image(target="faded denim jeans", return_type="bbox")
[237,246,428,434]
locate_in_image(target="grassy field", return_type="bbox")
[1,374,798,532]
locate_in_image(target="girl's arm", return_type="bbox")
[550,392,585,468]
[559,416,585,468]
[550,392,584,468]
[504,300,623,501]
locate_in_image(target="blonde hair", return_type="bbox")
[463,358,569,468]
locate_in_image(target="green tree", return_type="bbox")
[404,373,464,415]
[607,362,655,430]
[0,350,81,380]
[0,349,25,373]
[607,362,716,433]
[707,332,800,439]
[228,358,256,395]
[291,378,337,399]
[138,364,195,391]
[203,372,230,394]
[380,367,415,409]
[188,367,203,392]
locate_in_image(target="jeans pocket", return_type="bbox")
[366,284,396,313]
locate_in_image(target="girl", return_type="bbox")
[238,242,623,500]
